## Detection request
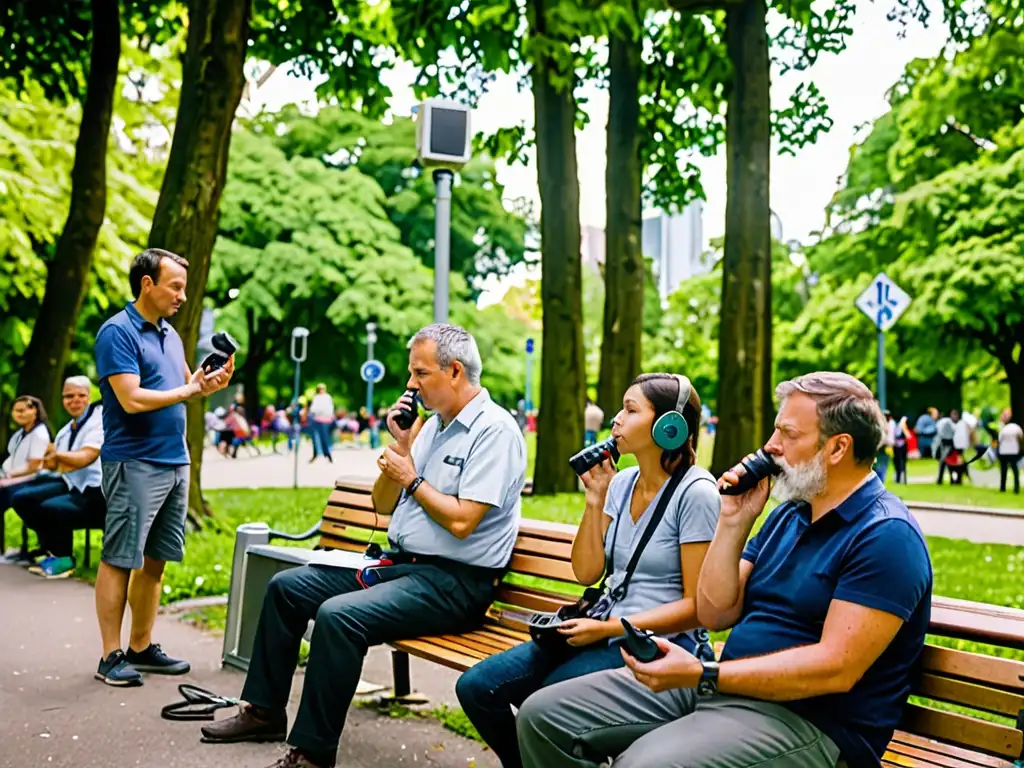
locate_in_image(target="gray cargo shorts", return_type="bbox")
[100,460,189,570]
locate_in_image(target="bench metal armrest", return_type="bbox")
[268,522,322,543]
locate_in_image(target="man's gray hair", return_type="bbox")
[64,375,92,392]
[408,323,483,386]
[775,372,885,466]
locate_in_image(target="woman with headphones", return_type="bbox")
[454,373,721,768]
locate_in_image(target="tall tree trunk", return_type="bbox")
[1003,353,1023,432]
[597,19,644,420]
[531,0,586,495]
[16,0,121,420]
[151,0,250,521]
[241,309,263,424]
[710,0,771,478]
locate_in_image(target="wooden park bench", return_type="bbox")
[223,479,1024,768]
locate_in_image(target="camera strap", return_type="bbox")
[603,467,704,603]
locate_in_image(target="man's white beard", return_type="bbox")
[772,451,829,503]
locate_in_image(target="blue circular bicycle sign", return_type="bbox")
[360,360,385,383]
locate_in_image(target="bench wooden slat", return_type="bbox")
[461,630,522,652]
[917,673,1024,718]
[890,732,1015,768]
[901,704,1023,759]
[931,596,1024,652]
[508,553,579,583]
[315,534,367,554]
[412,635,490,661]
[440,633,511,655]
[517,518,578,543]
[513,535,573,560]
[920,646,1024,692]
[390,638,479,672]
[495,584,575,614]
[323,501,385,529]
[885,740,1014,768]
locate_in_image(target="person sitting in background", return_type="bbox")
[1,395,52,561]
[11,376,106,579]
[225,405,259,458]
[455,373,720,768]
[205,407,227,449]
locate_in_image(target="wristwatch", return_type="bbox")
[407,476,425,496]
[697,660,720,696]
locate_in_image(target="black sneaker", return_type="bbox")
[125,643,190,675]
[95,649,143,687]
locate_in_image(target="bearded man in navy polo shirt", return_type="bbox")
[517,372,931,768]
[93,248,234,687]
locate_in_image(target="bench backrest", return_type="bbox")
[901,644,1024,760]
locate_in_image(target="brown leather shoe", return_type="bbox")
[200,704,287,744]
[265,748,328,768]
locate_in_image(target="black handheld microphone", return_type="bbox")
[392,390,422,430]
[569,436,620,477]
[719,448,782,495]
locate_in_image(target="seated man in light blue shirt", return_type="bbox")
[11,376,106,579]
[202,323,527,768]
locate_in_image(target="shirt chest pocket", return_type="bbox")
[430,458,464,496]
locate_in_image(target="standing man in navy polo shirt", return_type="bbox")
[93,248,234,687]
[518,372,932,768]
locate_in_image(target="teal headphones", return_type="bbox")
[651,374,692,450]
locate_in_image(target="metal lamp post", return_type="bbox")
[290,327,309,489]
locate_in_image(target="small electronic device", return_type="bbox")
[621,618,664,663]
[392,390,422,431]
[200,332,239,374]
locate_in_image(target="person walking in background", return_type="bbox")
[583,399,604,448]
[93,248,233,687]
[874,410,895,482]
[914,408,937,458]
[998,409,1022,494]
[935,410,957,484]
[308,384,334,463]
[893,416,910,484]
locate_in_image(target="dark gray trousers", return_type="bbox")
[517,668,842,768]
[241,561,497,759]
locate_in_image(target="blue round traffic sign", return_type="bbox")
[360,360,385,384]
[526,338,534,354]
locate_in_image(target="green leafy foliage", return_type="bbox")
[261,106,530,291]
[0,77,160,412]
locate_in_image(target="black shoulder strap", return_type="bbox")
[605,468,705,601]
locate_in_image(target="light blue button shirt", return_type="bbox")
[602,465,720,644]
[388,389,527,569]
[52,405,104,493]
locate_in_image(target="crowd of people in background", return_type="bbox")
[202,383,389,462]
[873,406,1022,493]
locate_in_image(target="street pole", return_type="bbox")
[525,348,533,413]
[433,169,453,323]
[290,327,309,490]
[877,328,887,412]
[365,322,376,415]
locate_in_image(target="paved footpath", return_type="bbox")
[0,565,497,768]
[202,442,382,490]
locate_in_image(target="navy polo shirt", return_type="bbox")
[95,303,190,466]
[721,475,932,767]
